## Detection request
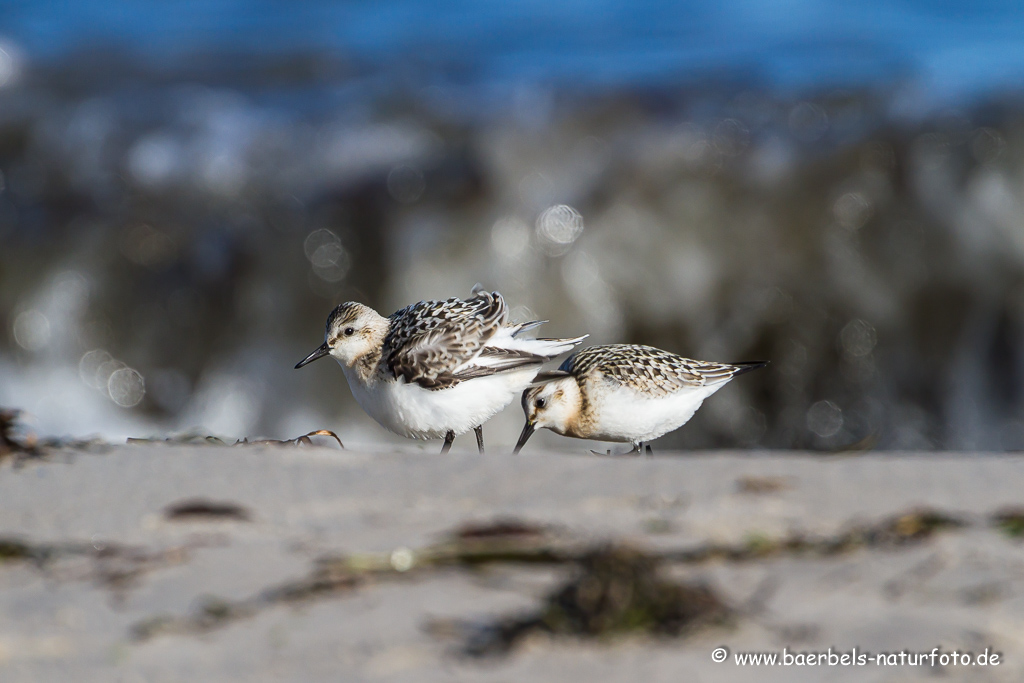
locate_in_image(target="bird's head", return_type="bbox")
[514,371,581,453]
[295,302,389,369]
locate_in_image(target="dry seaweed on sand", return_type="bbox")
[0,537,38,563]
[992,508,1024,538]
[127,429,344,449]
[128,508,969,644]
[458,545,731,657]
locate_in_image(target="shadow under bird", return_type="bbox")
[296,287,587,453]
[515,344,767,455]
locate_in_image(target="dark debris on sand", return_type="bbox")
[164,499,252,522]
[460,545,730,657]
[669,508,964,563]
[0,409,37,460]
[129,507,974,646]
[0,537,37,563]
[1,407,108,464]
[0,534,198,596]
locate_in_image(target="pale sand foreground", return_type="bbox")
[1,445,1023,682]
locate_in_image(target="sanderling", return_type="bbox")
[296,287,586,453]
[514,344,766,455]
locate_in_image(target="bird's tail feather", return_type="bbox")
[730,360,769,377]
[518,334,588,358]
[509,320,547,337]
[492,321,587,359]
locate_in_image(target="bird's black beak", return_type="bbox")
[295,342,330,369]
[513,421,535,455]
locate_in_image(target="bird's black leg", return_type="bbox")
[474,426,485,454]
[440,430,455,455]
[645,444,653,456]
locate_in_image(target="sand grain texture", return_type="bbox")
[1,445,1022,681]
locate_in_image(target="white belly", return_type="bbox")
[342,364,538,440]
[587,383,725,443]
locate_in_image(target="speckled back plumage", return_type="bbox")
[561,344,763,397]
[382,289,509,389]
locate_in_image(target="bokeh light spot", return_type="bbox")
[840,319,877,358]
[79,349,113,390]
[712,118,750,156]
[971,127,1006,164]
[304,228,339,260]
[126,134,181,188]
[390,547,415,572]
[304,228,351,282]
[107,367,146,407]
[833,192,872,230]
[13,310,51,351]
[96,358,127,395]
[536,204,584,256]
[807,400,843,438]
[387,164,425,204]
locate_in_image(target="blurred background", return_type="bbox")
[3,0,1024,451]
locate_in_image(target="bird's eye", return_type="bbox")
[536,398,546,409]
[344,327,355,336]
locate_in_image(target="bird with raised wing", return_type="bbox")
[296,287,587,453]
[515,344,766,455]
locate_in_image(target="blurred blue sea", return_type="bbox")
[5,0,1024,98]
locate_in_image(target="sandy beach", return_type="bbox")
[1,444,1022,682]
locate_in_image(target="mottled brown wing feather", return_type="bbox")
[384,290,509,389]
[562,344,757,397]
